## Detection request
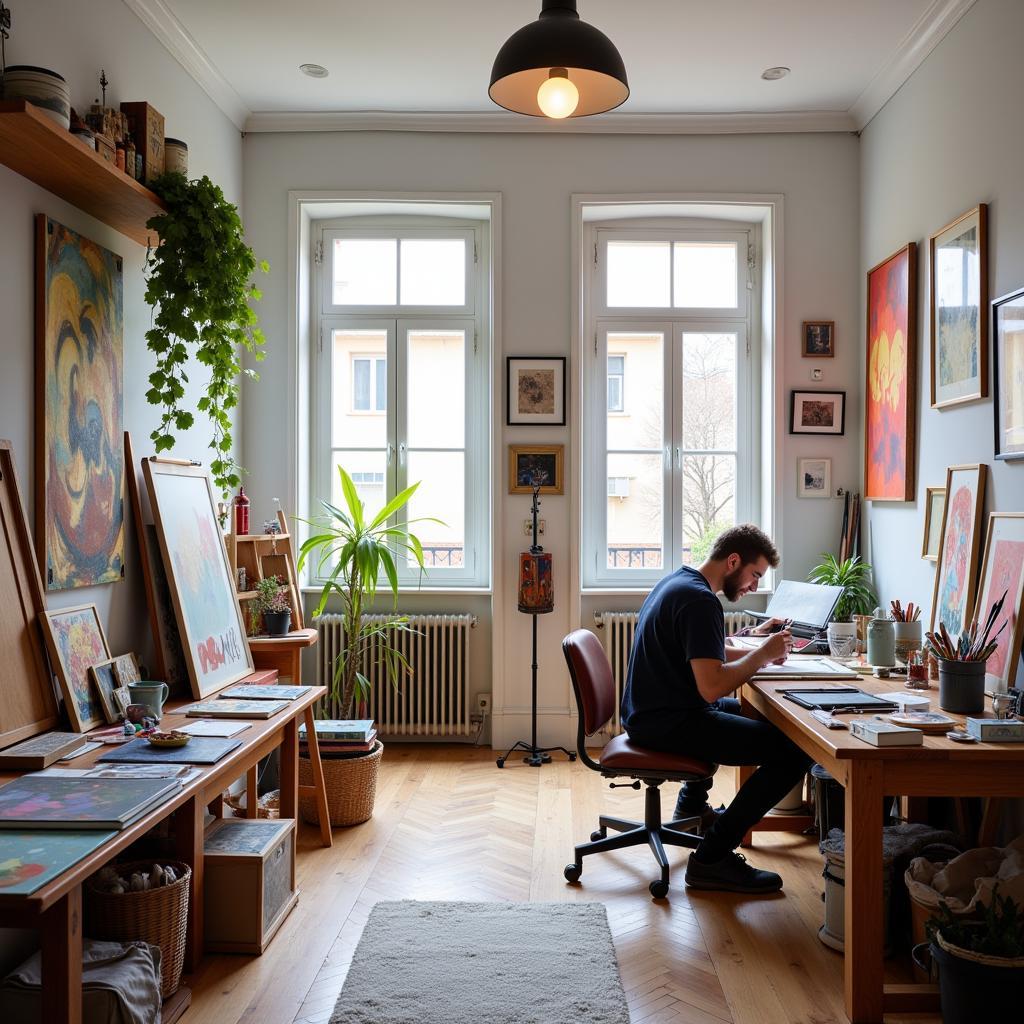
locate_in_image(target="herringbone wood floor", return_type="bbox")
[183,745,938,1024]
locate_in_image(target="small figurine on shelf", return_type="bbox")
[236,566,247,592]
[233,485,250,535]
[263,519,281,535]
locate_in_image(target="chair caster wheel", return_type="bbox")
[564,864,582,883]
[649,879,669,899]
[569,753,577,761]
[590,829,606,842]
[496,757,505,768]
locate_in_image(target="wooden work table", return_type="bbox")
[741,672,1024,1024]
[0,685,325,1024]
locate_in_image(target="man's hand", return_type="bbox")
[752,617,792,636]
[759,630,793,665]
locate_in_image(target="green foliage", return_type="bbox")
[927,886,1024,959]
[144,172,268,496]
[297,468,442,718]
[807,553,878,622]
[253,575,290,615]
[689,519,730,565]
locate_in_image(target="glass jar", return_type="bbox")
[906,649,929,690]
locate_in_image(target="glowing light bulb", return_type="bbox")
[537,69,579,119]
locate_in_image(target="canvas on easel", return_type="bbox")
[142,459,253,699]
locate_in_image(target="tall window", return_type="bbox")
[315,221,489,585]
[583,225,758,587]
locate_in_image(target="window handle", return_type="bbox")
[675,446,682,469]
[387,443,395,466]
[399,442,407,466]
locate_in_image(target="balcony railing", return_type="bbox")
[422,544,464,567]
[607,545,662,569]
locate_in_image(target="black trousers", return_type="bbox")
[629,697,813,861]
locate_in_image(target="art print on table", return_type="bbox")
[972,514,1024,694]
[506,357,566,425]
[866,243,916,500]
[930,464,987,637]
[42,604,110,731]
[992,285,1024,460]
[35,216,124,590]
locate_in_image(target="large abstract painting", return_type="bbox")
[865,243,916,501]
[36,216,124,590]
[972,513,1024,694]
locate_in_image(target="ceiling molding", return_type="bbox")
[849,0,977,129]
[121,0,250,129]
[243,109,856,135]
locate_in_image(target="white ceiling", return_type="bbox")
[126,0,976,133]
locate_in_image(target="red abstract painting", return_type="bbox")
[866,244,916,500]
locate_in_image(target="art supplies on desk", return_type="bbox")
[965,718,1024,742]
[183,699,290,719]
[778,687,899,712]
[0,732,86,770]
[754,658,858,680]
[177,720,251,738]
[850,717,923,747]
[0,830,118,895]
[97,736,242,766]
[220,684,311,701]
[876,691,931,709]
[0,776,180,830]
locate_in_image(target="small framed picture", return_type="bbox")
[789,390,846,435]
[921,486,946,561]
[111,652,142,687]
[992,285,1024,460]
[802,321,835,358]
[506,356,566,426]
[797,458,831,498]
[41,604,111,732]
[509,444,564,494]
[88,658,125,725]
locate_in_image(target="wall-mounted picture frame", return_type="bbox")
[971,513,1024,694]
[41,604,111,732]
[930,463,987,636]
[992,285,1024,461]
[921,486,946,561]
[930,204,988,409]
[802,321,834,358]
[509,444,564,495]
[506,356,566,426]
[797,458,831,498]
[88,657,124,725]
[866,243,917,501]
[789,390,845,435]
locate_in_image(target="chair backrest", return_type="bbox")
[562,629,617,737]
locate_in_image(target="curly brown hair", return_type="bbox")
[708,524,779,568]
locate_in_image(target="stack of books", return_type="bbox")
[299,719,377,758]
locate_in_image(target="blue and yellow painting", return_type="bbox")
[40,217,124,589]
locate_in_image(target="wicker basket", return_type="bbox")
[84,859,190,998]
[298,740,383,827]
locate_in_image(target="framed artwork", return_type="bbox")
[88,658,123,725]
[142,460,253,699]
[35,216,125,591]
[509,444,564,495]
[802,321,834,358]
[797,458,831,498]
[789,391,845,435]
[971,513,1024,694]
[992,285,1024,460]
[921,486,946,561]
[865,243,917,501]
[930,464,987,636]
[112,652,142,687]
[41,604,110,732]
[930,204,988,409]
[506,356,566,426]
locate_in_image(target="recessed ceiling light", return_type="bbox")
[300,63,329,79]
[761,66,790,81]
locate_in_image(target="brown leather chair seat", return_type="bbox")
[599,734,715,777]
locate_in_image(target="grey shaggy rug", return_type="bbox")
[330,901,630,1024]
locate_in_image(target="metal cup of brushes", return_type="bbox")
[927,589,1009,715]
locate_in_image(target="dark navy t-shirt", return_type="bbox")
[620,566,726,735]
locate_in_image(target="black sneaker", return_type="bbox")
[684,851,783,894]
[672,801,724,834]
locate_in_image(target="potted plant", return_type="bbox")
[251,576,291,637]
[295,467,436,827]
[807,553,878,652]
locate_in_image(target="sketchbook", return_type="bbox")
[182,699,290,719]
[219,684,311,701]
[752,658,857,680]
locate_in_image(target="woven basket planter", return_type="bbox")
[84,859,190,998]
[298,740,383,827]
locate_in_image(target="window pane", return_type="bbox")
[606,333,663,450]
[407,330,465,448]
[607,453,662,570]
[682,333,737,450]
[331,450,388,512]
[673,242,738,308]
[607,241,670,307]
[607,375,623,412]
[332,239,397,305]
[400,239,466,306]
[406,451,464,568]
[375,358,387,410]
[333,330,388,447]
[682,454,735,566]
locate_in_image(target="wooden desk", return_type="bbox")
[0,685,324,1024]
[742,675,1024,1023]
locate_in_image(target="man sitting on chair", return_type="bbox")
[621,524,813,894]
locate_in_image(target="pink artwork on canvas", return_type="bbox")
[979,538,1024,680]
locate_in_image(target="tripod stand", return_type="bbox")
[497,480,576,769]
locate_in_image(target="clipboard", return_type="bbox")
[778,687,899,713]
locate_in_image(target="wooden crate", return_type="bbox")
[203,818,298,954]
[119,102,165,184]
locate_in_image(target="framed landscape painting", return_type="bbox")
[42,604,110,732]
[992,285,1024,460]
[506,357,565,426]
[865,243,916,501]
[930,464,987,636]
[930,204,988,409]
[972,513,1024,694]
[789,391,845,435]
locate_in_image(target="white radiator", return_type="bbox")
[315,613,475,737]
[593,610,758,735]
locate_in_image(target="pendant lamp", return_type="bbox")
[489,1,629,119]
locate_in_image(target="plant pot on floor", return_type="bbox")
[263,610,291,636]
[299,740,383,827]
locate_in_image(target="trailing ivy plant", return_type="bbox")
[144,171,268,496]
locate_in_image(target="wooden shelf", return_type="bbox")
[0,100,164,245]
[235,532,291,543]
[236,590,258,600]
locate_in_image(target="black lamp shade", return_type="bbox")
[489,1,629,118]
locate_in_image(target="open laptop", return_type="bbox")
[748,580,845,650]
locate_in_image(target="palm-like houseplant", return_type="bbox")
[807,553,878,622]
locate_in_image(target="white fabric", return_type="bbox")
[906,834,1024,914]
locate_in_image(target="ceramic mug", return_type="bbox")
[127,682,169,720]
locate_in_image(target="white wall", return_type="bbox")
[243,128,860,748]
[0,0,243,671]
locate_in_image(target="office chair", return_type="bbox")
[561,629,718,899]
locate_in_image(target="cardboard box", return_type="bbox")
[119,101,165,185]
